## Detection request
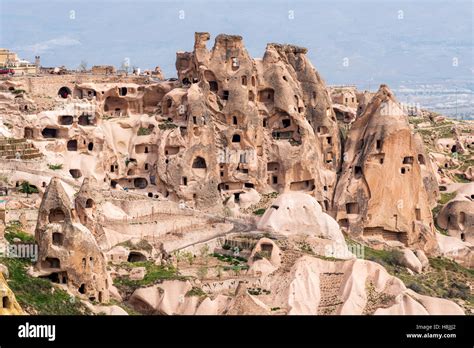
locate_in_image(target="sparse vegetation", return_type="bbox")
[158,120,178,130]
[0,257,89,315]
[453,173,470,183]
[248,287,271,296]
[212,253,247,265]
[185,286,207,298]
[19,181,39,197]
[11,89,26,95]
[113,261,185,292]
[118,239,153,253]
[4,221,35,243]
[440,192,457,205]
[48,163,63,170]
[253,208,266,216]
[196,266,208,280]
[137,127,152,136]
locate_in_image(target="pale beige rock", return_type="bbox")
[248,238,281,268]
[334,85,438,254]
[406,289,464,315]
[34,177,109,302]
[258,193,345,244]
[195,294,231,315]
[95,305,129,315]
[436,232,473,268]
[436,183,474,244]
[414,249,429,269]
[399,249,423,274]
[129,280,199,315]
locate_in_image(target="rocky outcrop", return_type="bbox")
[257,193,351,259]
[334,85,438,254]
[34,177,109,302]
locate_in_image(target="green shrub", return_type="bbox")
[158,120,178,130]
[19,181,39,197]
[407,282,423,293]
[137,127,152,136]
[48,163,63,170]
[185,287,206,297]
[5,223,35,243]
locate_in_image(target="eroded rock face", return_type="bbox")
[171,33,341,210]
[6,33,340,215]
[34,177,109,302]
[334,85,438,254]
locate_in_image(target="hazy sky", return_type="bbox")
[0,0,472,88]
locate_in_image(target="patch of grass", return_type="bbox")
[453,173,470,183]
[137,127,152,136]
[408,117,426,126]
[212,253,247,265]
[439,192,457,205]
[185,287,207,298]
[113,261,185,293]
[0,257,89,315]
[48,163,63,170]
[158,120,178,130]
[347,239,403,268]
[5,222,35,243]
[253,208,266,216]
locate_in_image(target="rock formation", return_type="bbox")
[34,177,109,302]
[437,183,473,244]
[334,85,438,254]
[0,32,471,316]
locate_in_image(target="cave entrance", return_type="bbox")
[49,208,66,223]
[192,156,207,169]
[67,140,77,151]
[69,169,82,179]
[59,115,73,125]
[58,87,71,99]
[24,127,34,139]
[52,232,64,246]
[128,251,147,262]
[42,128,58,138]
